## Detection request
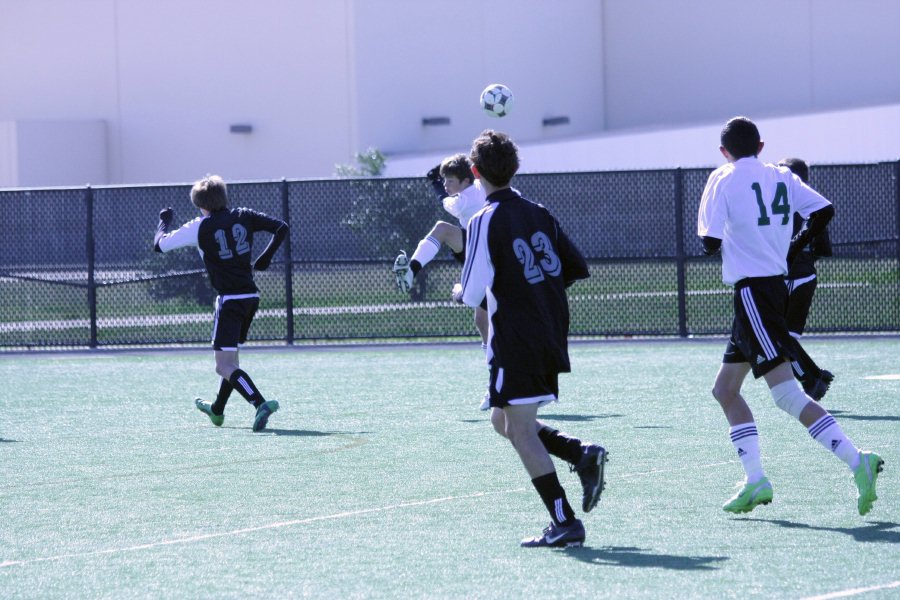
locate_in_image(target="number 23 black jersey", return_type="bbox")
[156,207,286,295]
[460,188,589,375]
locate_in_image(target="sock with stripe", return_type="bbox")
[537,426,584,465]
[210,377,233,415]
[807,413,861,470]
[729,423,766,483]
[228,369,266,409]
[410,236,441,271]
[531,471,576,526]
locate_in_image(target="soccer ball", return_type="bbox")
[480,83,513,118]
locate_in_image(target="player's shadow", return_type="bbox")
[536,413,626,422]
[258,428,371,438]
[743,518,900,544]
[827,409,900,422]
[561,545,728,570]
[460,413,624,424]
[0,438,20,443]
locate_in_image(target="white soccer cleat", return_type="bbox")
[479,391,490,411]
[392,251,414,293]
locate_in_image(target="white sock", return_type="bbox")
[410,236,441,267]
[807,414,861,470]
[729,423,765,483]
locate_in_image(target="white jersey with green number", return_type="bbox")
[697,157,831,286]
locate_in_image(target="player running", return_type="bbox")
[454,130,607,548]
[778,157,834,400]
[153,175,287,432]
[698,117,883,516]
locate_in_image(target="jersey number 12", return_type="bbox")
[213,225,250,259]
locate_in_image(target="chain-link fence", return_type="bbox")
[1,163,898,349]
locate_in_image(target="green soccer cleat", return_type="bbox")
[252,400,279,432]
[723,477,773,514]
[853,451,884,516]
[195,398,224,427]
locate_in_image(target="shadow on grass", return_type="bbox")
[744,518,900,544]
[0,438,21,443]
[561,545,728,570]
[459,413,624,424]
[827,410,900,422]
[538,413,626,422]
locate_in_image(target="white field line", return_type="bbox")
[0,459,736,568]
[801,581,900,600]
[0,281,870,334]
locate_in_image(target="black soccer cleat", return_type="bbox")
[520,519,585,548]
[573,444,608,513]
[805,370,834,401]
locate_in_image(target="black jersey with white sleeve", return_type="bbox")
[460,188,589,375]
[155,207,287,296]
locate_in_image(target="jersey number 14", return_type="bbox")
[752,182,790,226]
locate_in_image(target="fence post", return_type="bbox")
[895,160,900,327]
[85,185,98,348]
[281,178,295,345]
[673,168,688,337]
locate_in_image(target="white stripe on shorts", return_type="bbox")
[740,286,777,360]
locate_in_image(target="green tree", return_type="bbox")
[337,148,443,301]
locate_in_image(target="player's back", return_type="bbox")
[701,157,829,284]
[484,191,576,374]
[197,208,271,295]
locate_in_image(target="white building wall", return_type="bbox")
[0,0,898,187]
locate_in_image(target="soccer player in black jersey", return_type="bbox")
[154,175,288,432]
[778,157,834,400]
[453,130,607,548]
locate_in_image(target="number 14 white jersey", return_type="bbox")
[697,157,831,285]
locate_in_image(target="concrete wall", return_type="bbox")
[1,0,898,186]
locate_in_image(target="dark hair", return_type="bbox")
[190,175,228,211]
[439,153,474,183]
[469,129,519,188]
[720,116,761,159]
[778,157,809,183]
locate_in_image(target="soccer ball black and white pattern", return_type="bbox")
[480,83,514,118]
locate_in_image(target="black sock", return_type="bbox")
[228,369,265,409]
[410,260,422,277]
[532,472,576,525]
[538,426,584,465]
[210,378,232,415]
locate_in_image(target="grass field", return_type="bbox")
[1,338,898,599]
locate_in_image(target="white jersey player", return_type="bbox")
[697,116,882,517]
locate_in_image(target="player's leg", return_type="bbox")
[490,366,584,547]
[393,222,462,293]
[763,361,883,515]
[490,405,607,512]
[786,278,832,400]
[213,298,278,431]
[715,296,773,513]
[505,403,584,547]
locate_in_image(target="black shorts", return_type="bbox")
[452,228,467,264]
[785,274,818,335]
[487,364,559,409]
[212,295,260,351]
[723,276,797,378]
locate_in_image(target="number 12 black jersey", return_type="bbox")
[156,207,286,295]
